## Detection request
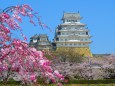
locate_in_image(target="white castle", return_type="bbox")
[54,12,92,57]
[30,12,93,57]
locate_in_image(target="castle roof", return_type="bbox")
[62,13,82,19]
[30,34,48,39]
[60,22,86,26]
[30,34,39,39]
[39,34,48,37]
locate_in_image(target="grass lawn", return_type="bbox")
[64,84,115,86]
[0,84,115,86]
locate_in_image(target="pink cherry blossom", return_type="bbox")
[0,4,63,85]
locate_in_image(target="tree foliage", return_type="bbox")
[55,48,83,63]
[0,5,64,85]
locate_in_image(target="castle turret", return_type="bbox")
[30,34,52,51]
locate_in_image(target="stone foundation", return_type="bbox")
[56,47,93,57]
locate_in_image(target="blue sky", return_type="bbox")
[0,0,115,54]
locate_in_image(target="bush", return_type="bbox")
[64,79,115,84]
[0,81,21,85]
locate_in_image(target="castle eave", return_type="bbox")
[56,41,92,43]
[57,35,92,38]
[60,22,86,26]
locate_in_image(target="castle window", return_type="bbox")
[70,43,72,45]
[56,38,59,41]
[60,39,63,41]
[74,43,77,45]
[33,39,37,43]
[65,39,67,41]
[79,43,81,45]
[40,38,47,41]
[82,32,85,35]
[86,32,88,35]
[85,39,87,41]
[67,20,77,22]
[41,42,46,45]
[83,44,85,45]
[58,32,61,35]
[61,33,65,35]
[81,39,83,41]
[67,20,71,22]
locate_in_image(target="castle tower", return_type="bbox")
[54,12,92,57]
[29,34,52,51]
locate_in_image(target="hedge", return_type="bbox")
[0,79,115,85]
[65,79,115,84]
